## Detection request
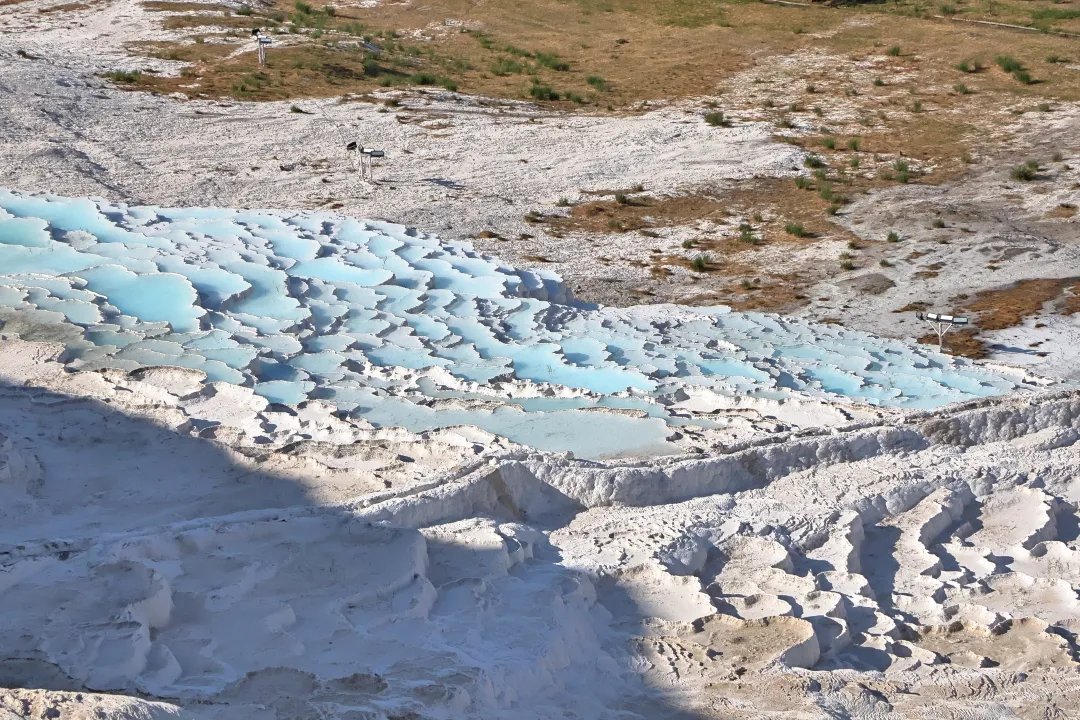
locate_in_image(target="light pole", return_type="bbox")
[916,311,970,352]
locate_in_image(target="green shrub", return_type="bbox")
[873,78,885,86]
[794,176,811,190]
[932,218,946,228]
[812,106,823,117]
[818,183,836,202]
[995,55,1022,73]
[886,230,901,242]
[804,155,825,169]
[295,0,312,13]
[441,79,459,92]
[237,4,253,15]
[704,111,729,127]
[529,84,559,101]
[1011,162,1037,181]
[910,99,923,112]
[690,253,710,272]
[822,137,836,150]
[849,157,860,168]
[586,75,610,90]
[615,192,629,204]
[841,260,855,270]
[785,222,807,237]
[1013,70,1034,85]
[955,59,982,73]
[886,45,901,57]
[105,70,140,83]
[409,72,438,85]
[953,83,970,95]
[491,58,524,76]
[775,115,794,129]
[535,52,569,71]
[1037,102,1051,112]
[847,137,860,151]
[682,239,694,249]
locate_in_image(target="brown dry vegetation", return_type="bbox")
[963,278,1080,330]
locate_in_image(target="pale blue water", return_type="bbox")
[0,190,1032,459]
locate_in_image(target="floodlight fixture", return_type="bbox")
[916,309,973,352]
[346,142,386,180]
[253,29,272,65]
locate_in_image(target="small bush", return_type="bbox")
[324,5,335,15]
[704,111,729,127]
[932,218,946,228]
[886,230,901,243]
[794,176,811,190]
[1037,102,1051,112]
[826,203,841,216]
[806,83,816,93]
[1052,151,1064,162]
[1011,163,1036,181]
[880,259,893,267]
[804,155,825,169]
[739,226,756,244]
[849,157,860,169]
[940,3,958,15]
[893,159,909,173]
[237,4,253,15]
[785,222,807,237]
[955,59,982,73]
[909,99,923,113]
[845,87,858,97]
[586,75,610,91]
[847,137,860,151]
[812,168,827,182]
[886,45,901,57]
[491,58,524,76]
[753,212,763,222]
[615,192,629,205]
[105,70,141,83]
[818,183,836,202]
[289,104,310,113]
[817,137,835,150]
[1047,55,1068,64]
[529,84,559,101]
[953,83,970,95]
[690,254,710,272]
[536,53,570,72]
[873,78,885,87]
[556,198,570,207]
[789,102,802,112]
[840,260,855,271]
[295,0,312,13]
[847,241,859,250]
[442,79,459,92]
[682,239,694,249]
[1013,70,1034,85]
[409,72,438,85]
[566,92,585,104]
[775,115,794,129]
[812,106,823,117]
[996,55,1022,73]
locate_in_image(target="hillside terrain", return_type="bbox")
[2,0,1080,718]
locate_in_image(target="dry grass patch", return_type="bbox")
[962,278,1073,330]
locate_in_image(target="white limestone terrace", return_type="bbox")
[0,190,1054,459]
